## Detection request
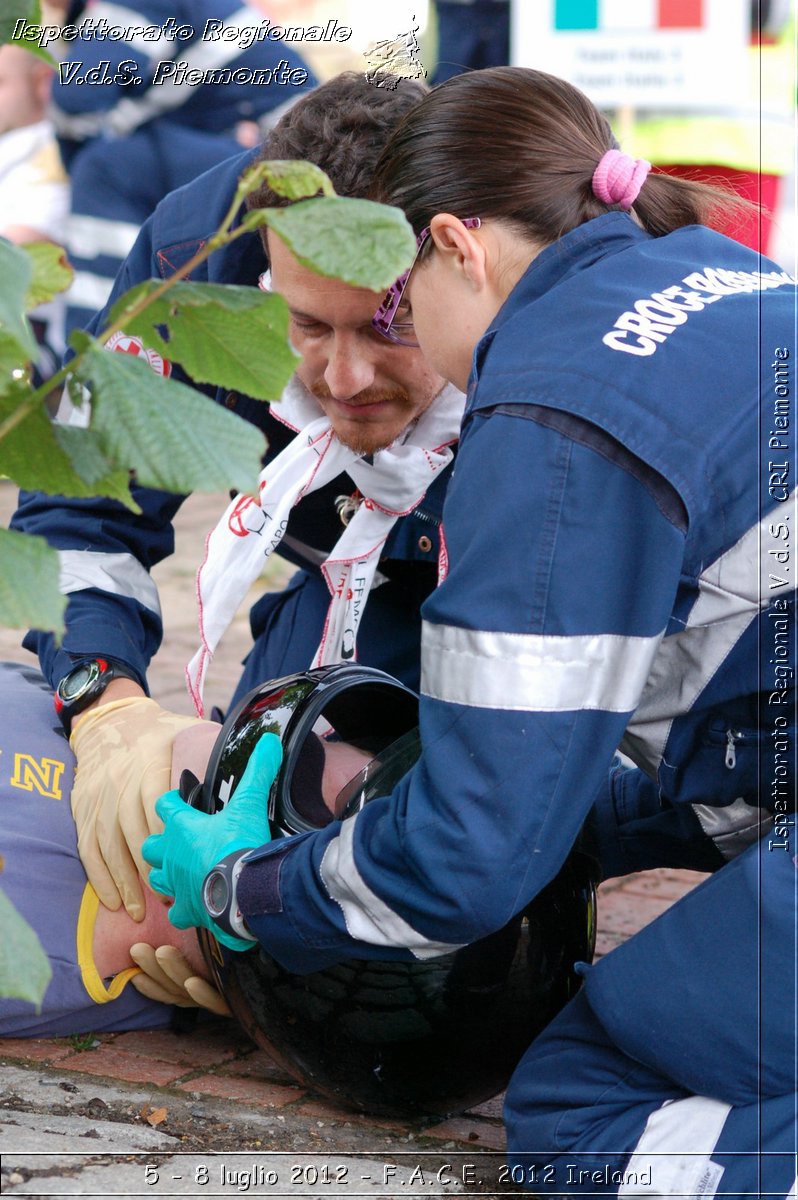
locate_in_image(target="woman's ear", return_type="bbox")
[428,213,488,290]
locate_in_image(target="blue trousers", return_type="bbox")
[431,1,510,84]
[505,837,797,1196]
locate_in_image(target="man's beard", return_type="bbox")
[311,383,414,455]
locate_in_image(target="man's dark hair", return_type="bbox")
[246,71,427,261]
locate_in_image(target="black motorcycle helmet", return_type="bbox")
[191,665,598,1117]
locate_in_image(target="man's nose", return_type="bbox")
[323,334,376,399]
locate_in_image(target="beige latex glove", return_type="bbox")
[129,944,231,1016]
[70,697,205,920]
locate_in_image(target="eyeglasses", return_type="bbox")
[371,217,481,347]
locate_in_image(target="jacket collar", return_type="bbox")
[471,213,652,382]
[501,212,650,312]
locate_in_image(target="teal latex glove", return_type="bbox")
[142,733,282,951]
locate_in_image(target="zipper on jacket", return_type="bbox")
[413,507,440,527]
[725,728,742,769]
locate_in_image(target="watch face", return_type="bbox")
[60,661,100,702]
[203,870,229,919]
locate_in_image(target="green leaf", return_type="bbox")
[238,159,336,203]
[74,344,267,494]
[259,197,415,291]
[0,884,52,1008]
[110,282,299,402]
[1,0,58,66]
[22,242,74,310]
[0,0,37,44]
[0,338,32,398]
[53,426,140,507]
[0,526,65,635]
[0,240,36,361]
[0,388,135,506]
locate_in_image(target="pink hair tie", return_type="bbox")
[592,148,651,210]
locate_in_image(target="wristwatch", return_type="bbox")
[202,851,257,944]
[54,657,139,735]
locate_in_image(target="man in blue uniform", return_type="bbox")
[45,0,316,332]
[11,72,458,950]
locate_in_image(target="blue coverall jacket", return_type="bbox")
[230,213,796,962]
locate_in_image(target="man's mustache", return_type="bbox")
[311,383,411,408]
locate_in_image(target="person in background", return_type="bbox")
[43,0,316,332]
[0,43,70,377]
[431,0,510,84]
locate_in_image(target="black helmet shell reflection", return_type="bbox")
[194,665,598,1117]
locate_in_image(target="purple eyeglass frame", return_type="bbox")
[371,217,481,346]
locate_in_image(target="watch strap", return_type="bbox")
[54,657,140,735]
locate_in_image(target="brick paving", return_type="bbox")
[0,478,705,1156]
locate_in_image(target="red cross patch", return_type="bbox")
[105,331,171,378]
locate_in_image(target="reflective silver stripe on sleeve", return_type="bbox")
[624,489,798,775]
[66,214,140,261]
[53,7,263,140]
[692,796,775,861]
[105,8,268,137]
[319,813,465,960]
[59,550,161,616]
[84,2,177,56]
[421,622,663,713]
[619,1096,730,1198]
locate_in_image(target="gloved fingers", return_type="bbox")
[224,733,282,842]
[94,806,147,922]
[184,975,231,1017]
[129,973,184,1006]
[141,832,164,871]
[233,733,283,803]
[147,864,173,899]
[154,788,201,827]
[75,822,124,913]
[129,942,186,999]
[153,944,195,989]
[129,969,197,1008]
[131,838,156,885]
[154,947,231,1017]
[118,791,159,885]
[167,894,197,932]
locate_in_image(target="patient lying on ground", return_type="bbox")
[0,663,371,1037]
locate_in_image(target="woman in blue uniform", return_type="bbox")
[145,68,797,1196]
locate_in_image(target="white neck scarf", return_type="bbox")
[186,374,465,715]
